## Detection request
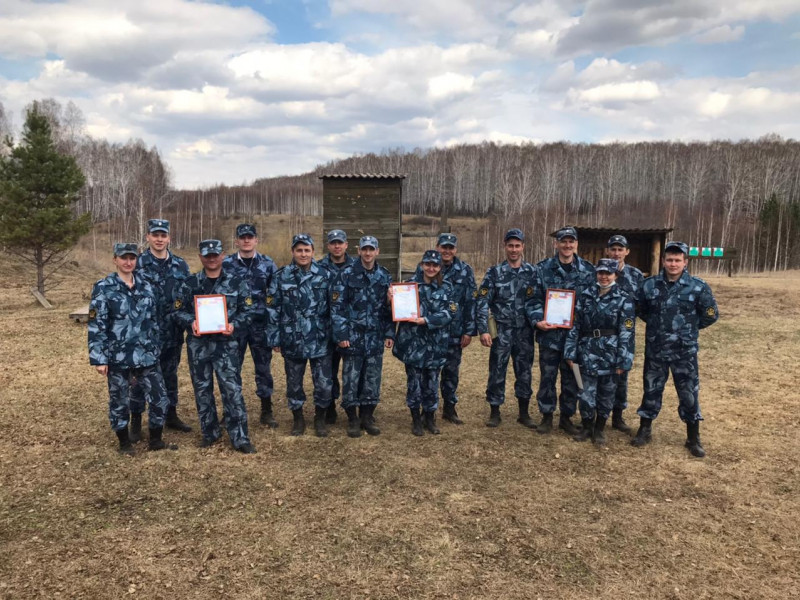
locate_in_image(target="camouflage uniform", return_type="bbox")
[636,269,718,422]
[476,260,538,406]
[89,271,168,431]
[612,262,645,411]
[528,254,595,417]
[330,260,394,409]
[319,252,357,404]
[265,260,334,411]
[564,284,636,420]
[172,269,254,448]
[222,250,277,401]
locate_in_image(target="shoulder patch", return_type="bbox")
[526,286,533,297]
[624,318,634,329]
[245,296,253,306]
[88,308,97,320]
[173,299,182,310]
[706,306,715,317]
[332,291,340,302]
[480,287,488,296]
[266,295,274,305]
[449,302,458,313]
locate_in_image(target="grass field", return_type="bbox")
[1,255,798,599]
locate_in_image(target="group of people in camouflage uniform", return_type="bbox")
[89,219,718,458]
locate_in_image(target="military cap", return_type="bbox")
[236,223,257,237]
[504,228,525,242]
[437,233,457,247]
[327,229,347,243]
[113,243,139,257]
[595,258,619,273]
[359,235,379,249]
[608,234,628,247]
[292,233,314,248]
[556,226,578,241]
[664,241,689,255]
[199,239,223,256]
[422,249,442,265]
[148,219,170,234]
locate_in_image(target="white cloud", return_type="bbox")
[699,92,731,117]
[576,81,661,105]
[428,72,475,100]
[694,24,745,44]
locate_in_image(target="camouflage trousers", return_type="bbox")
[405,365,440,412]
[578,373,617,421]
[341,352,384,409]
[440,344,463,405]
[613,369,629,410]
[536,346,579,417]
[283,355,333,412]
[129,343,183,414]
[236,326,274,401]
[186,337,251,449]
[486,324,535,406]
[330,347,343,403]
[107,365,168,431]
[637,353,703,423]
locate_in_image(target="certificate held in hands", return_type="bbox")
[544,289,576,328]
[194,294,228,334]
[391,283,420,322]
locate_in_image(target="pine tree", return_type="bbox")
[0,102,90,298]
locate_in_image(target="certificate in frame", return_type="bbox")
[194,294,228,335]
[544,288,576,329]
[391,283,421,322]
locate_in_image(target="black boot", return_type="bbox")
[423,411,441,435]
[573,418,594,442]
[236,442,257,454]
[516,399,536,428]
[116,428,135,456]
[485,405,501,428]
[129,412,143,443]
[685,421,706,458]
[290,408,306,436]
[611,408,632,434]
[260,397,278,428]
[592,417,607,446]
[558,414,579,435]
[631,417,653,447]
[410,408,424,436]
[360,405,381,436]
[313,406,329,438]
[165,406,192,433]
[345,407,362,438]
[148,427,178,451]
[536,412,554,434]
[442,401,463,425]
[325,402,338,425]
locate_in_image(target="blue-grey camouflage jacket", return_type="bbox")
[637,269,719,359]
[477,260,539,333]
[88,272,161,368]
[319,252,356,274]
[172,269,254,341]
[527,254,595,351]
[330,261,394,356]
[136,249,190,348]
[617,263,645,298]
[563,284,636,375]
[265,261,333,360]
[222,251,277,326]
[416,257,477,344]
[392,273,454,369]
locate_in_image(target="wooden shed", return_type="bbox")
[320,174,405,280]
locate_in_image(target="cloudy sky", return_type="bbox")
[1,0,799,188]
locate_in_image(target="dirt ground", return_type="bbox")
[1,257,798,600]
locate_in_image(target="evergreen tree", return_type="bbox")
[0,102,90,298]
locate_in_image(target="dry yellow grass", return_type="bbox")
[1,255,798,599]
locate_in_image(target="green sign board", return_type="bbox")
[714,247,724,257]
[701,247,712,257]
[689,247,699,256]
[688,246,724,258]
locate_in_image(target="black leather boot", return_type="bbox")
[516,399,536,428]
[236,442,257,454]
[165,406,192,433]
[685,421,706,458]
[592,417,607,446]
[442,401,463,425]
[631,417,653,447]
[116,428,135,456]
[410,408,424,436]
[290,408,306,436]
[485,405,501,428]
[536,412,554,434]
[129,412,143,443]
[260,396,278,428]
[325,402,338,425]
[423,411,441,435]
[148,427,178,451]
[611,408,632,434]
[573,418,594,442]
[345,407,362,438]
[360,405,381,436]
[558,414,579,435]
[313,406,329,438]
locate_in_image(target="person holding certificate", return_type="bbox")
[563,259,636,446]
[392,250,454,436]
[172,239,257,454]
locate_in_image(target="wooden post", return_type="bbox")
[30,287,53,309]
[650,235,662,275]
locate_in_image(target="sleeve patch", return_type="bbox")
[706,306,715,317]
[526,286,533,297]
[245,296,253,306]
[266,295,274,305]
[332,291,340,302]
[88,308,97,320]
[449,302,458,313]
[173,299,182,310]
[624,318,634,329]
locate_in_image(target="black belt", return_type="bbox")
[580,329,616,338]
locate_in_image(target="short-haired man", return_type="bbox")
[605,234,644,434]
[319,229,357,426]
[477,229,539,428]
[266,234,334,437]
[330,236,394,437]
[632,241,718,457]
[528,226,595,435]
[172,240,256,454]
[130,219,192,441]
[222,223,278,428]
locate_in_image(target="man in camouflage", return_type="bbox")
[605,234,645,434]
[318,229,357,426]
[129,219,192,441]
[632,241,719,457]
[528,226,595,435]
[266,234,334,437]
[89,243,175,454]
[222,223,278,428]
[172,239,257,454]
[330,235,394,437]
[477,229,539,428]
